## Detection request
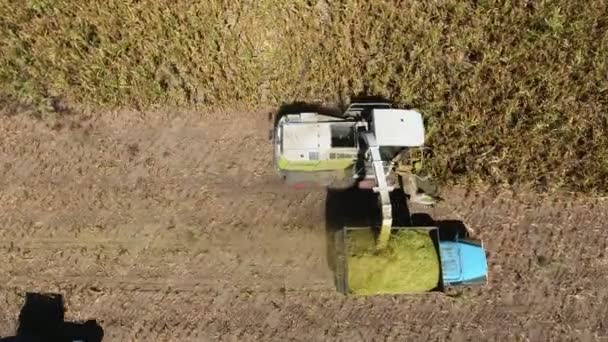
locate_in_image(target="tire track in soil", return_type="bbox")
[2,111,608,341]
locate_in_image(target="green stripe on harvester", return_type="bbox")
[277,156,355,171]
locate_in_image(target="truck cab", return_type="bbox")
[439,238,488,286]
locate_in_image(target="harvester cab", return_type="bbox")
[272,101,488,295]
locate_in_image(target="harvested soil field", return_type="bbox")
[1,109,608,341]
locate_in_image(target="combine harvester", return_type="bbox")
[272,100,488,295]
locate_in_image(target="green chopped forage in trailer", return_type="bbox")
[346,229,440,295]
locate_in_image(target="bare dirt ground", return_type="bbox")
[1,109,608,341]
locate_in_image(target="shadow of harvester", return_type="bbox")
[0,292,104,342]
